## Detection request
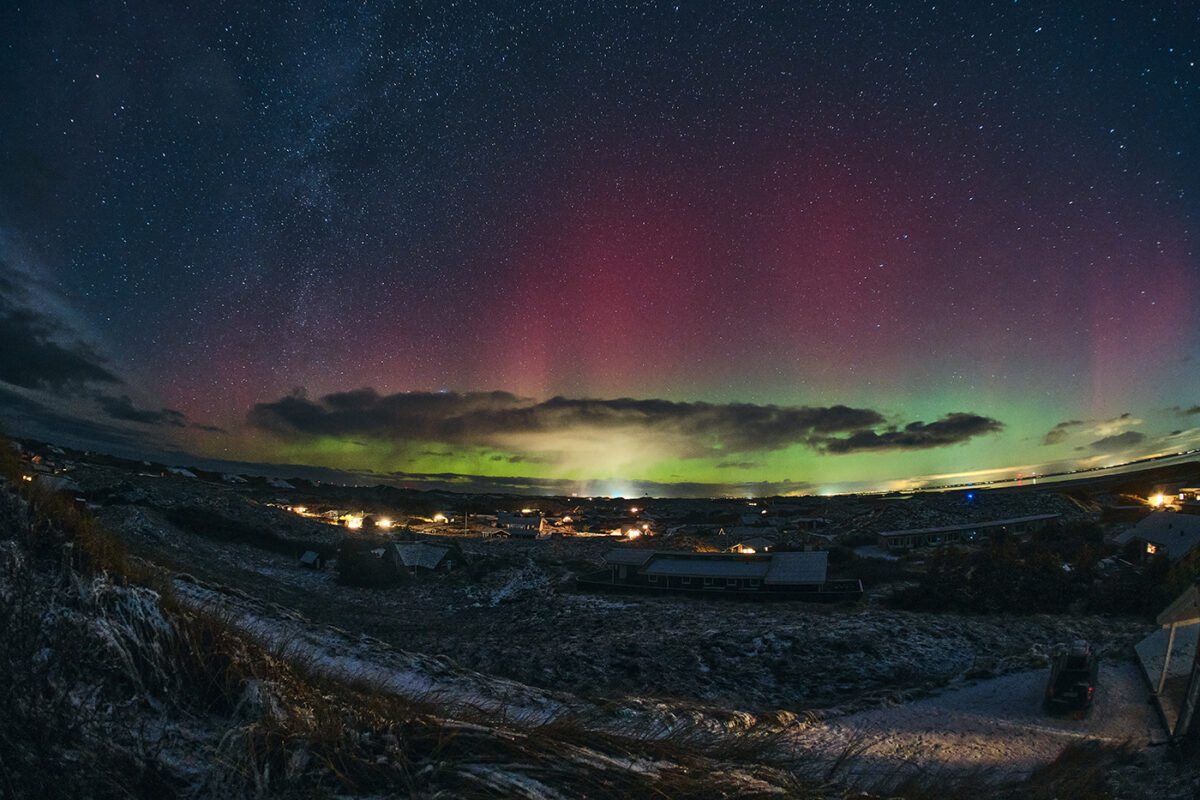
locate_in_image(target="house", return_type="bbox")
[496,513,544,536]
[391,542,462,573]
[582,548,861,600]
[727,536,776,554]
[1115,513,1200,563]
[876,514,1061,551]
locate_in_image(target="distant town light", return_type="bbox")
[520,507,533,514]
[376,517,392,528]
[432,513,447,523]
[562,516,572,523]
[627,529,641,539]
[346,516,363,529]
[1152,493,1166,507]
[630,506,639,513]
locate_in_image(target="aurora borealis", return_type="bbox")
[1,1,1197,496]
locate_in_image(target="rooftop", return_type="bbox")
[877,514,1061,538]
[1116,513,1200,562]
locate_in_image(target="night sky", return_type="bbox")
[1,1,1197,496]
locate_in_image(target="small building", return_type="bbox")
[876,514,1061,551]
[299,550,326,570]
[391,542,462,573]
[583,549,861,600]
[1115,513,1200,563]
[496,513,544,536]
[727,536,776,554]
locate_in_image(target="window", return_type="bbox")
[703,577,714,586]
[648,574,659,584]
[681,577,692,585]
[747,579,760,588]
[1146,543,1157,555]
[727,578,738,587]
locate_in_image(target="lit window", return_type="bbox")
[1147,543,1157,555]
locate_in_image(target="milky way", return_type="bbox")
[0,1,1197,495]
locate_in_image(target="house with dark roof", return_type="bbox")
[496,513,544,537]
[391,542,463,573]
[581,549,861,600]
[1116,513,1200,563]
[876,514,1060,551]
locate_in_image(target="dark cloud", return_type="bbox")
[1183,406,1200,416]
[717,461,759,470]
[1043,419,1084,446]
[817,413,1004,454]
[0,385,152,453]
[248,388,1001,458]
[0,306,120,391]
[376,468,815,498]
[96,394,187,427]
[247,389,889,454]
[1089,431,1147,451]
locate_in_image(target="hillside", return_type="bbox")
[4,441,1200,798]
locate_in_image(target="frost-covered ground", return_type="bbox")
[172,569,1169,792]
[792,660,1165,787]
[75,464,1186,792]
[109,505,1153,716]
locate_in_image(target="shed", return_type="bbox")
[299,550,325,570]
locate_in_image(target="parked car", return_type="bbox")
[1043,639,1099,717]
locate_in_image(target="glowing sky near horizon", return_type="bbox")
[0,1,1197,495]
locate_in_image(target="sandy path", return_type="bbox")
[791,660,1167,787]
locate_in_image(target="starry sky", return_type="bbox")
[1,1,1197,496]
